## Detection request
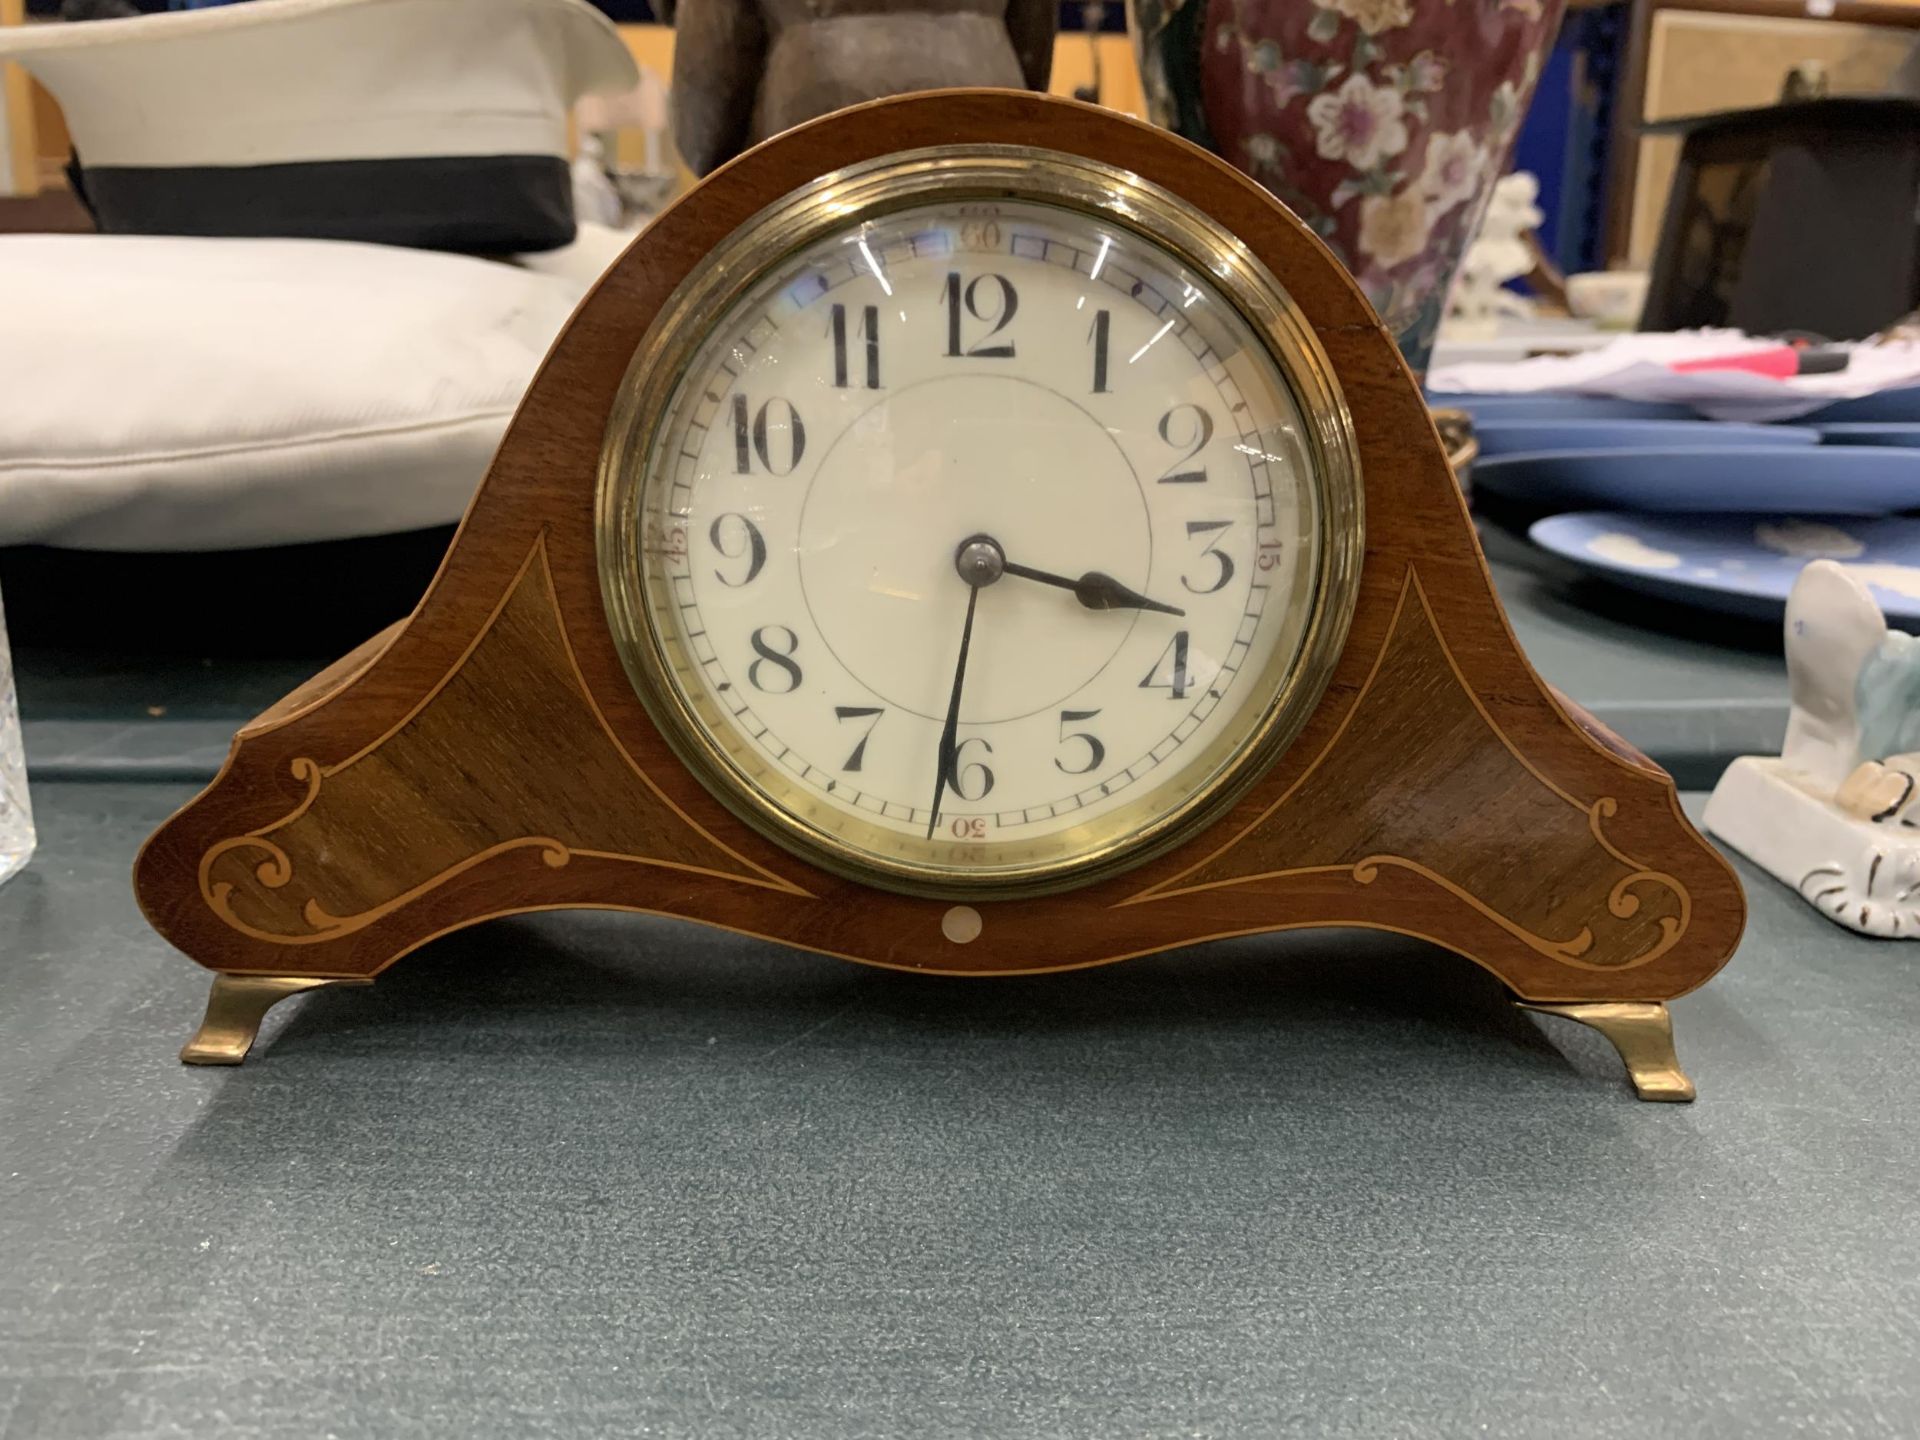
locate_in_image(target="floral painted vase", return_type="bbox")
[1129,0,1565,369]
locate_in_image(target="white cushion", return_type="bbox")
[0,233,591,552]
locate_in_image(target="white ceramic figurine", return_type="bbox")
[1705,560,1920,936]
[1443,172,1543,340]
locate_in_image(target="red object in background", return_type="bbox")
[1669,347,1851,378]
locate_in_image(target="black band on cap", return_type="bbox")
[69,152,578,253]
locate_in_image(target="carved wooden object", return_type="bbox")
[134,91,1746,1095]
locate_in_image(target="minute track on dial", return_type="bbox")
[625,183,1328,889]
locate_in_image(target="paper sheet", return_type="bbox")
[1427,330,1920,422]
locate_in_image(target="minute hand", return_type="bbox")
[1000,560,1186,617]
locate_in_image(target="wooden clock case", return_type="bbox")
[133,91,1746,1099]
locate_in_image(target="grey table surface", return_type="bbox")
[2,779,1916,1439]
[12,526,1791,791]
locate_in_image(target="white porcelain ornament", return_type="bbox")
[1442,172,1542,340]
[1706,560,1920,936]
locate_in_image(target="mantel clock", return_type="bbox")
[134,91,1746,1100]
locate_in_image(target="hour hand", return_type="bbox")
[1000,559,1186,617]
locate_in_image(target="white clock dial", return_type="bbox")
[624,192,1339,890]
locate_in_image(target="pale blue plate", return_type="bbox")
[1473,445,1920,514]
[1529,511,1920,626]
[1474,420,1816,458]
[1804,385,1920,424]
[1818,423,1920,448]
[1427,393,1700,423]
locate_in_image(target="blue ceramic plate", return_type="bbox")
[1528,511,1920,625]
[1426,393,1700,423]
[1818,423,1920,448]
[1473,420,1816,458]
[1804,385,1920,425]
[1472,445,1920,514]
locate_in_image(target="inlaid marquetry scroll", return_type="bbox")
[1130,570,1690,974]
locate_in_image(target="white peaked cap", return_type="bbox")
[0,0,640,250]
[0,0,637,168]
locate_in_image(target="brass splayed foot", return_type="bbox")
[1518,1000,1695,1103]
[180,974,368,1065]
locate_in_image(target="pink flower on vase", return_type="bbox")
[1324,0,1414,35]
[1306,73,1409,172]
[1417,131,1487,216]
[1404,50,1447,93]
[1357,187,1433,268]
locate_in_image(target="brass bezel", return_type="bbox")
[597,144,1364,898]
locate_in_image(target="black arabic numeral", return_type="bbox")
[708,512,766,588]
[1182,520,1235,595]
[1089,309,1111,393]
[747,625,803,693]
[830,302,881,389]
[1139,631,1192,700]
[942,271,1018,358]
[732,397,807,475]
[1054,709,1106,776]
[1155,404,1214,484]
[951,736,995,801]
[834,705,884,771]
